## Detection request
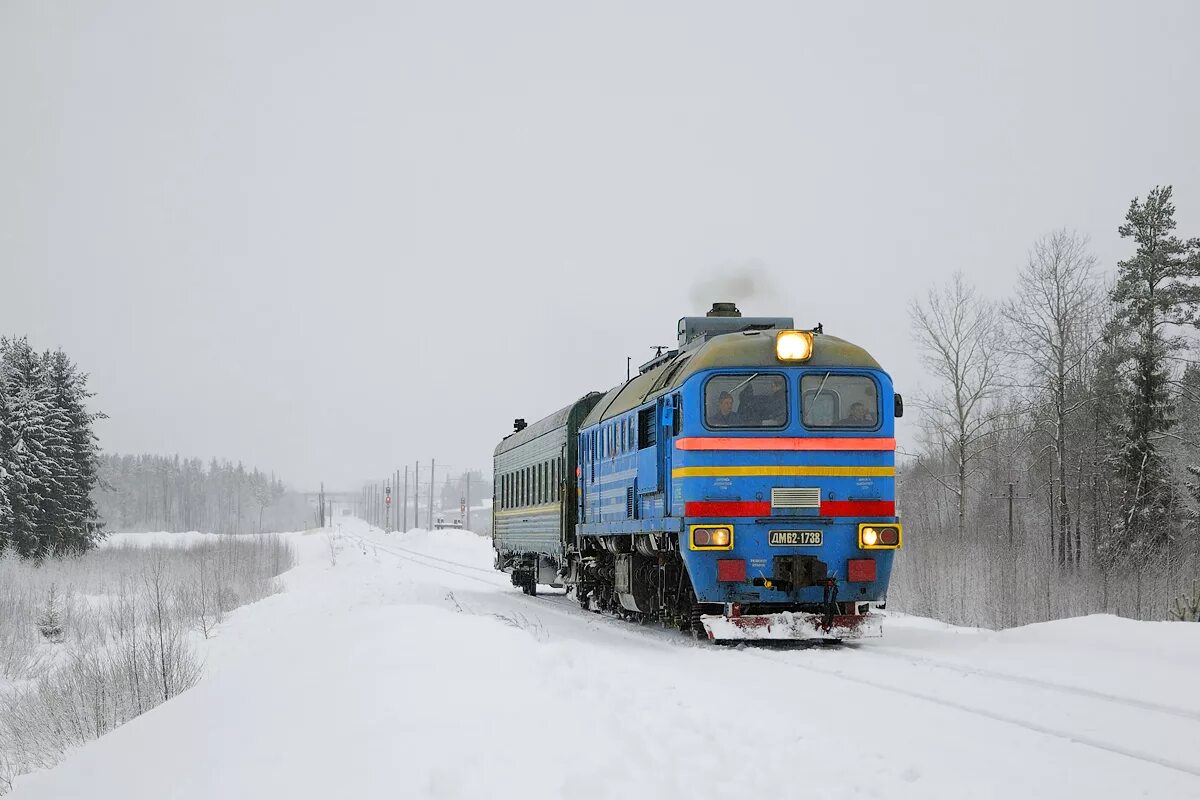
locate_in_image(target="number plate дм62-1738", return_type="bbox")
[768,530,822,546]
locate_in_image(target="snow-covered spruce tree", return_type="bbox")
[0,342,13,550]
[1176,363,1200,540]
[35,584,65,642]
[1104,186,1200,567]
[41,348,104,553]
[0,337,66,557]
[1088,318,1130,562]
[0,338,103,557]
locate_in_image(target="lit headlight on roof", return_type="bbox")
[776,330,814,361]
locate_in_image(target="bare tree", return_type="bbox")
[910,272,1006,538]
[1002,230,1101,567]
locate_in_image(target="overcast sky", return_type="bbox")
[3,1,1198,490]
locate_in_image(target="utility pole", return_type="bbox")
[402,466,409,532]
[414,461,420,529]
[465,472,471,531]
[429,458,436,529]
[990,480,1030,545]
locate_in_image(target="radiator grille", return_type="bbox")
[771,487,820,509]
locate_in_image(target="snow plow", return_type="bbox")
[698,609,884,642]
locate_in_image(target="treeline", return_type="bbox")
[94,454,313,535]
[893,185,1200,626]
[0,338,102,557]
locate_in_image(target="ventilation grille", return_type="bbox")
[771,487,820,509]
[626,486,636,519]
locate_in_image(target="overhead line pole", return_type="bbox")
[990,480,1031,545]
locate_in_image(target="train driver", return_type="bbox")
[845,401,876,426]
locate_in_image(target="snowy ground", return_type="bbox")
[9,518,1200,799]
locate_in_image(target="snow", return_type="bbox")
[9,518,1200,799]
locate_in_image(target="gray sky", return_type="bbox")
[3,1,1198,490]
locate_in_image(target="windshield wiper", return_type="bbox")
[812,371,831,402]
[730,373,760,394]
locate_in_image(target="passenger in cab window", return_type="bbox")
[844,402,876,426]
[711,391,738,426]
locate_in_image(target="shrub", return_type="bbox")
[0,534,296,793]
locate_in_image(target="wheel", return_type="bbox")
[680,585,708,640]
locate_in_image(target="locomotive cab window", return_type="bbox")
[704,373,788,428]
[801,373,880,428]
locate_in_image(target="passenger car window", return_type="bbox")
[801,373,879,428]
[704,374,788,428]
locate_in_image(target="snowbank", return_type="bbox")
[11,518,1200,799]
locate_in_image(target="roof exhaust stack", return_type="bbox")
[706,302,741,318]
[513,418,527,433]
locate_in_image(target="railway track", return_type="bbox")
[861,644,1200,724]
[349,531,1200,781]
[745,646,1200,780]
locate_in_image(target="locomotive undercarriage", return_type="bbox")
[564,533,882,642]
[567,533,706,636]
[499,533,881,641]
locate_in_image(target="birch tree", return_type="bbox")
[1002,230,1101,567]
[910,272,1006,538]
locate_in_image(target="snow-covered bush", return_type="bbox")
[0,534,296,793]
[35,585,65,643]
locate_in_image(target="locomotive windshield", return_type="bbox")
[801,373,879,428]
[704,373,788,428]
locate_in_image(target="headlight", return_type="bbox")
[690,525,734,550]
[858,524,902,549]
[776,330,814,361]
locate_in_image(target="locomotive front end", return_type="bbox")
[672,328,902,641]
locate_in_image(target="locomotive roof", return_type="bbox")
[494,392,604,457]
[580,330,882,427]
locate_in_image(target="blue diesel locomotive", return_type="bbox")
[492,303,902,641]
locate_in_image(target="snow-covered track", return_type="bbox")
[349,528,1200,783]
[863,645,1200,724]
[745,647,1200,780]
[346,534,506,589]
